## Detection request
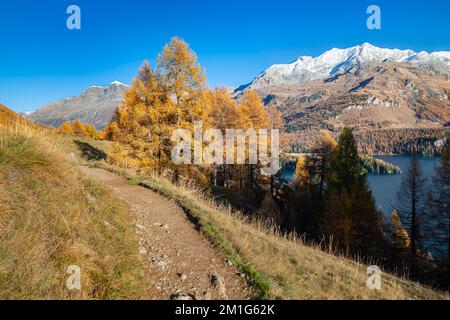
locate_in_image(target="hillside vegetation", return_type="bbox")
[0,110,146,299]
[94,161,448,300]
[1,104,40,129]
[0,103,447,299]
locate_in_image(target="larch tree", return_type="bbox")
[157,37,207,127]
[107,60,177,170]
[237,91,269,189]
[427,137,450,261]
[310,130,337,202]
[59,121,74,135]
[239,91,268,130]
[72,120,88,137]
[106,37,212,177]
[396,151,427,258]
[266,105,284,131]
[389,208,412,253]
[210,87,241,130]
[209,87,241,187]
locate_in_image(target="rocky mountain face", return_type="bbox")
[241,43,450,90]
[28,81,129,130]
[235,43,450,155]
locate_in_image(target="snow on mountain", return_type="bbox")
[110,80,129,87]
[244,43,450,89]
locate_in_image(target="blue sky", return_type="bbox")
[0,0,449,112]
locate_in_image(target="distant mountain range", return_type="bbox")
[234,43,450,154]
[28,81,129,130]
[26,43,449,154]
[237,43,450,90]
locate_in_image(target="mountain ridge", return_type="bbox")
[239,43,450,90]
[233,44,449,154]
[28,81,129,130]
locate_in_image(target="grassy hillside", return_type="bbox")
[0,109,146,299]
[0,105,447,300]
[95,161,448,300]
[0,104,41,129]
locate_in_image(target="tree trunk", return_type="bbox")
[411,174,417,257]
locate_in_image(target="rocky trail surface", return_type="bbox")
[81,167,252,300]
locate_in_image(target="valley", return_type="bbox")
[26,44,450,156]
[1,39,450,300]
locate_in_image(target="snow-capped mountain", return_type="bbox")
[234,43,450,154]
[28,81,129,130]
[243,43,450,89]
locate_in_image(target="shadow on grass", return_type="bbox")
[74,139,107,161]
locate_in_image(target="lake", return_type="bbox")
[280,155,440,217]
[367,155,439,217]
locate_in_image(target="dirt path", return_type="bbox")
[81,167,251,300]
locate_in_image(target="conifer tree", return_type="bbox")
[72,120,88,137]
[427,137,450,260]
[209,88,241,186]
[239,91,267,129]
[210,87,241,130]
[397,151,427,258]
[321,128,383,256]
[389,209,412,253]
[310,130,337,201]
[157,37,207,126]
[266,105,284,131]
[106,38,211,181]
[59,121,74,135]
[237,91,269,188]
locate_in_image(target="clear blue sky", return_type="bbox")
[1,0,449,112]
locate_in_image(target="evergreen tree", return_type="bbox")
[427,137,450,261]
[321,128,383,256]
[328,128,365,191]
[396,151,427,258]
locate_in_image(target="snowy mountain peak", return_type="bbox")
[88,81,129,90]
[245,43,450,89]
[110,81,129,87]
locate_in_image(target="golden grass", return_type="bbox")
[0,124,147,299]
[95,161,448,300]
[1,104,444,300]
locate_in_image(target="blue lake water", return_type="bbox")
[367,155,439,217]
[280,155,440,217]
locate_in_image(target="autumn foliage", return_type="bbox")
[59,120,102,140]
[104,37,282,184]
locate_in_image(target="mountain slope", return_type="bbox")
[242,43,450,90]
[0,104,39,129]
[1,106,447,299]
[28,81,129,130]
[235,44,450,153]
[268,62,449,131]
[0,109,146,299]
[94,161,448,300]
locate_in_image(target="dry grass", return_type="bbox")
[1,103,444,300]
[95,162,448,300]
[0,124,147,299]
